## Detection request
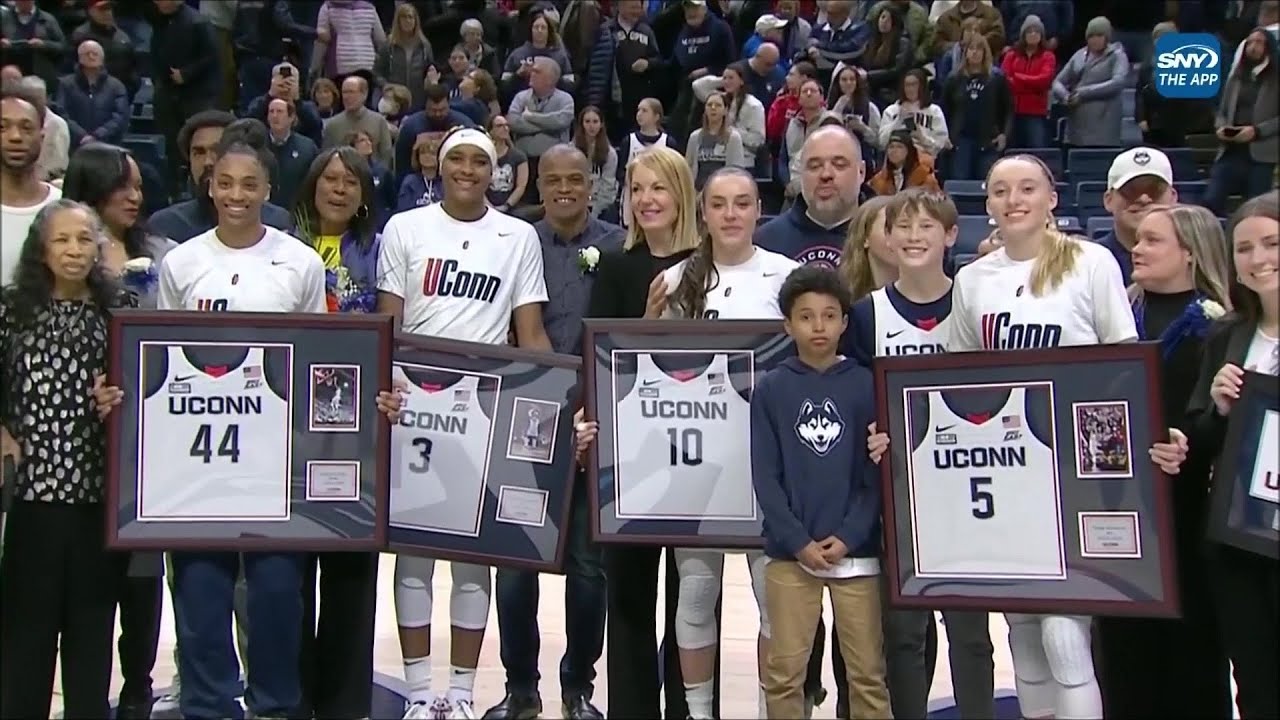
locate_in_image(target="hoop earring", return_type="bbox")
[355,204,370,219]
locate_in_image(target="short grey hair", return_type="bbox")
[460,18,483,36]
[532,56,561,83]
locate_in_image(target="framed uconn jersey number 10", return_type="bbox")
[875,344,1181,617]
[1208,372,1280,559]
[387,335,581,573]
[105,311,393,551]
[582,319,793,547]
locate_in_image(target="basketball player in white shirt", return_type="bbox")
[946,155,1189,720]
[376,128,552,720]
[640,168,796,720]
[96,139,402,720]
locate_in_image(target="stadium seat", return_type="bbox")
[123,134,166,170]
[1087,216,1115,239]
[1055,182,1076,216]
[1121,119,1143,147]
[132,78,154,107]
[1055,216,1083,233]
[1121,88,1136,118]
[1075,181,1108,219]
[1174,180,1208,204]
[1165,148,1198,181]
[1067,149,1123,183]
[950,192,986,215]
[943,179,986,194]
[1007,147,1063,178]
[956,215,996,254]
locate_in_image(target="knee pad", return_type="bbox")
[1007,616,1051,685]
[674,554,723,649]
[1040,615,1096,687]
[747,553,771,639]
[393,554,436,628]
[449,563,492,631]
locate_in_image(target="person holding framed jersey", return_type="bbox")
[376,127,553,720]
[845,188,997,720]
[642,167,798,720]
[93,134,402,720]
[945,154,1189,720]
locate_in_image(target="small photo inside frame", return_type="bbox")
[306,460,361,502]
[309,363,361,433]
[506,397,560,465]
[1072,400,1134,479]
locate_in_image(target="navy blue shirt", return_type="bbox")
[534,216,625,355]
[1097,231,1133,285]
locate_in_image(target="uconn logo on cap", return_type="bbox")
[1154,33,1222,99]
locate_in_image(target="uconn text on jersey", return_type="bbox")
[422,258,503,303]
[980,311,1063,350]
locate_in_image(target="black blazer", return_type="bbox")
[1185,316,1258,463]
[587,243,694,320]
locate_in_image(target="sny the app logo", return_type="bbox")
[1154,33,1222,99]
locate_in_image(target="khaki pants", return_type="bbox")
[763,561,892,719]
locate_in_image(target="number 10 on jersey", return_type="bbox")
[667,427,704,466]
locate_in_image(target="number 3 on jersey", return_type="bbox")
[666,427,703,466]
[190,423,241,463]
[410,437,434,473]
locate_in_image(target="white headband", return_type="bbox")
[438,128,497,167]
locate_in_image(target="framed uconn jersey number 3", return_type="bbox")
[875,344,1181,618]
[583,320,793,547]
[105,311,393,551]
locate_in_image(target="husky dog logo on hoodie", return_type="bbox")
[795,399,844,456]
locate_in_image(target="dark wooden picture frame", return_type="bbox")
[106,310,393,551]
[874,343,1181,617]
[387,334,582,573]
[1208,371,1280,559]
[582,319,791,548]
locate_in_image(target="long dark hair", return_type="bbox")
[573,105,611,167]
[722,61,751,125]
[3,199,125,326]
[670,167,758,319]
[1226,189,1280,328]
[61,143,152,259]
[864,5,904,68]
[292,147,377,251]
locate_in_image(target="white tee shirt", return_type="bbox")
[1245,328,1279,376]
[949,240,1137,351]
[1,183,61,287]
[661,247,798,319]
[158,226,328,313]
[377,204,549,344]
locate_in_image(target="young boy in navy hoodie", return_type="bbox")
[751,266,892,720]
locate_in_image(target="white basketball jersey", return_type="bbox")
[389,364,495,538]
[661,248,798,320]
[870,288,950,356]
[1249,409,1279,505]
[613,352,754,520]
[138,345,291,521]
[909,386,1066,579]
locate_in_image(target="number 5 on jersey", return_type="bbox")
[190,423,241,463]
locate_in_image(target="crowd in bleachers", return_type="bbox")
[1,0,1277,250]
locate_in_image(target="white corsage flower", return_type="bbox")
[123,257,153,274]
[1199,299,1226,320]
[578,246,601,274]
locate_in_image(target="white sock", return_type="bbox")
[447,666,477,702]
[757,684,768,719]
[404,656,431,705]
[685,680,714,719]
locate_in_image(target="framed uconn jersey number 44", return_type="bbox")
[583,320,793,547]
[106,311,393,551]
[387,334,581,573]
[874,344,1181,617]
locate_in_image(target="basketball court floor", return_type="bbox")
[53,554,1021,717]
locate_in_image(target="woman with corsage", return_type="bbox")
[288,145,382,719]
[61,143,177,719]
[0,199,137,718]
[1096,203,1234,718]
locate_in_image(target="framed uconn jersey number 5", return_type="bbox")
[583,319,794,547]
[105,311,394,551]
[874,344,1181,618]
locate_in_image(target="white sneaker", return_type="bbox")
[402,701,432,719]
[448,697,476,719]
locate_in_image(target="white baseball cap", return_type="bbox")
[756,14,788,33]
[1107,147,1174,189]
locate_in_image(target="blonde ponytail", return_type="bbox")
[1027,222,1084,297]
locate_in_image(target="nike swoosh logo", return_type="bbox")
[175,374,197,382]
[641,379,661,386]
[935,424,956,432]
[886,330,907,339]
[763,272,778,277]
[271,260,288,265]
[498,232,513,237]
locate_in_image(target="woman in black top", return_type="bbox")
[1185,190,1280,720]
[61,143,179,719]
[1097,204,1234,718]
[0,199,136,719]
[586,145,700,719]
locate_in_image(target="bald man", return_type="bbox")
[746,43,787,108]
[60,38,132,146]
